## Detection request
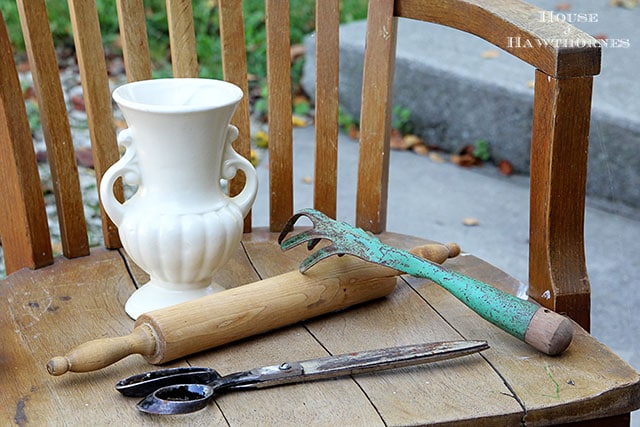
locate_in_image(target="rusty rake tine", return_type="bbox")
[307,238,324,251]
[280,230,335,252]
[280,230,321,251]
[278,210,322,242]
[278,211,310,244]
[299,245,342,273]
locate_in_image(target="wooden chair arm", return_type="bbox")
[395,0,601,78]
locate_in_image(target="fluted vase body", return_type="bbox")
[100,78,258,319]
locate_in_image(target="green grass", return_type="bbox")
[1,0,368,83]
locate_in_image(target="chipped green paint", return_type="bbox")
[280,209,540,342]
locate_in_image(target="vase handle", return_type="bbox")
[99,128,141,226]
[221,125,258,217]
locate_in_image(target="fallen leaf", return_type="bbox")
[481,50,499,59]
[609,0,638,8]
[347,123,360,140]
[250,149,260,167]
[412,143,429,156]
[22,85,36,100]
[451,153,478,167]
[463,217,480,226]
[70,95,85,112]
[452,144,486,167]
[556,2,571,10]
[17,60,30,73]
[292,115,307,127]
[498,159,514,176]
[75,147,94,169]
[403,134,424,149]
[253,130,269,148]
[36,150,48,164]
[428,152,445,163]
[390,128,405,150]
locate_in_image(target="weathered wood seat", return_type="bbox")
[1,0,639,425]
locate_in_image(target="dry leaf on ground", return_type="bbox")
[498,159,514,176]
[347,124,359,140]
[75,147,94,169]
[292,115,308,127]
[429,152,445,163]
[480,50,499,59]
[463,217,480,226]
[390,128,405,150]
[609,0,638,8]
[253,130,269,148]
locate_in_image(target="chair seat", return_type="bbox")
[2,229,638,425]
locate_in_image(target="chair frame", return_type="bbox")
[2,1,633,424]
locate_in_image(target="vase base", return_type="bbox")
[125,280,226,319]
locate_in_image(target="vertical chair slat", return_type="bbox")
[218,0,253,232]
[265,0,293,231]
[166,0,199,78]
[116,0,152,82]
[356,0,397,233]
[17,0,89,258]
[313,0,340,219]
[529,70,593,331]
[67,0,122,249]
[0,11,53,274]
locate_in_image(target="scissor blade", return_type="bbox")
[298,340,488,380]
[238,340,488,390]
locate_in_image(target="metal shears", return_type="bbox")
[116,340,488,415]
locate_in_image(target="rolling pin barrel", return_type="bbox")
[140,257,399,364]
[47,256,401,375]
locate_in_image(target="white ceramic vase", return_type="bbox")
[100,78,258,319]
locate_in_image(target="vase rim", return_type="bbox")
[112,78,243,114]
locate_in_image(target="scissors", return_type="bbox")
[116,340,488,415]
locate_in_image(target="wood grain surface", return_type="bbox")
[2,234,638,425]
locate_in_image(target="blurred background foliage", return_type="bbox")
[0,0,368,83]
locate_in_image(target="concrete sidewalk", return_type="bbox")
[302,0,640,216]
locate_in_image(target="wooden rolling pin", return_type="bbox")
[47,243,459,375]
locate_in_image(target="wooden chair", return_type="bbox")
[1,0,638,425]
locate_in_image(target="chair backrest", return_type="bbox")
[0,0,599,329]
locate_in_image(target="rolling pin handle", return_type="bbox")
[409,242,461,265]
[46,325,156,375]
